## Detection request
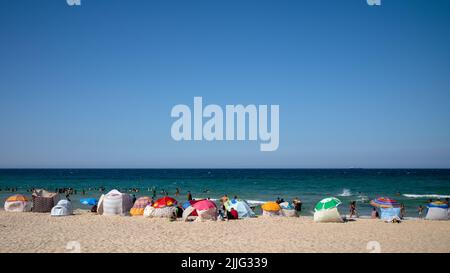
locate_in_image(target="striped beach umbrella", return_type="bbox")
[370,197,400,208]
[314,197,342,211]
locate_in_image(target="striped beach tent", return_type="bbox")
[97,189,133,216]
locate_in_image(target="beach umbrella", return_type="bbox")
[370,197,400,208]
[314,197,342,211]
[261,201,281,212]
[80,198,97,206]
[192,199,216,211]
[152,196,177,208]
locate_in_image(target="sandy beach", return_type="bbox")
[0,210,449,253]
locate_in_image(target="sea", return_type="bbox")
[1,169,449,217]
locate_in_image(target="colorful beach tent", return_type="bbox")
[80,198,97,206]
[182,200,199,216]
[425,201,449,220]
[224,199,255,218]
[130,196,152,216]
[4,194,31,212]
[51,200,73,216]
[261,201,282,216]
[379,207,401,221]
[97,189,133,216]
[182,199,217,221]
[370,197,400,208]
[152,196,177,208]
[32,189,60,213]
[313,197,343,223]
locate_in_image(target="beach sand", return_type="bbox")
[0,210,449,253]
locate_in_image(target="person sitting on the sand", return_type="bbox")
[91,205,97,213]
[292,198,302,213]
[371,208,379,219]
[228,207,239,220]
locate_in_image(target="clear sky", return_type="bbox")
[0,0,449,168]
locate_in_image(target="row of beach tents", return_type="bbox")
[3,189,450,221]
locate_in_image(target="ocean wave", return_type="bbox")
[403,194,450,199]
[208,198,267,205]
[246,200,267,205]
[338,189,352,197]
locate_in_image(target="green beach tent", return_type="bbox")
[314,197,343,223]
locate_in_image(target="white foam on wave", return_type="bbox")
[403,194,450,199]
[338,188,352,197]
[246,200,267,205]
[207,198,266,205]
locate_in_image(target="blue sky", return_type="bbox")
[0,0,449,168]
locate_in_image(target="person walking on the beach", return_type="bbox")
[132,194,136,204]
[228,207,238,220]
[187,191,192,201]
[349,201,358,218]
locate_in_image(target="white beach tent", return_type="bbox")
[51,199,73,216]
[314,207,343,223]
[425,202,449,220]
[97,189,133,216]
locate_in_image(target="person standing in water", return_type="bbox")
[400,203,406,219]
[418,205,424,218]
[349,201,358,218]
[175,188,180,196]
[187,191,192,201]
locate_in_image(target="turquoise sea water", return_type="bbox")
[1,169,449,217]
